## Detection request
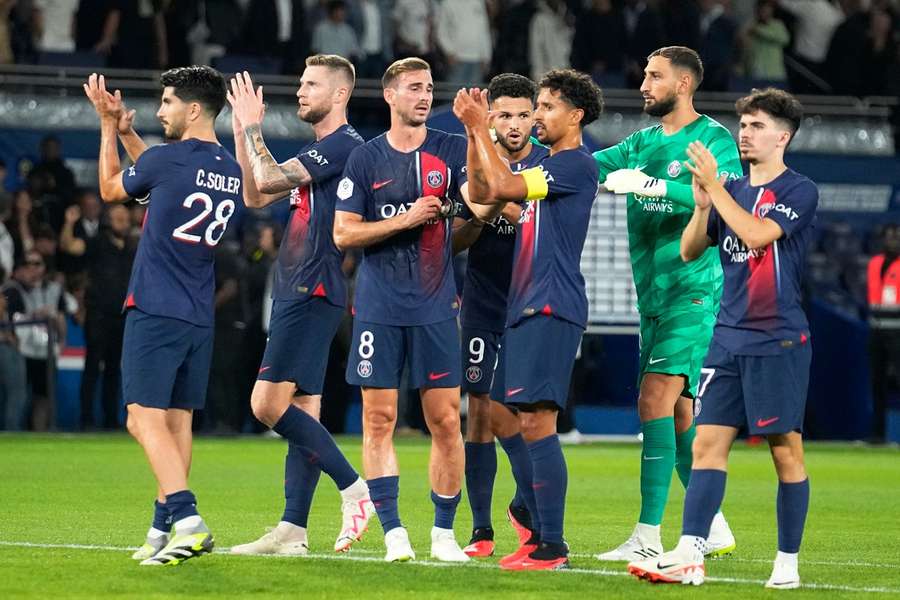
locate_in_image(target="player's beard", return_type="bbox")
[299,104,330,125]
[643,91,677,118]
[496,131,527,154]
[163,120,185,141]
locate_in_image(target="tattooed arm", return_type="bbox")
[242,123,313,194]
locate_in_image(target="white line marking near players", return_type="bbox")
[2,541,898,594]
[569,551,900,569]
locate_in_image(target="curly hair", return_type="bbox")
[538,69,604,127]
[488,73,537,104]
[159,66,227,118]
[736,87,804,138]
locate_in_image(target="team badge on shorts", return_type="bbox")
[466,365,483,384]
[357,360,373,378]
[694,398,702,418]
[427,170,444,188]
[667,160,682,178]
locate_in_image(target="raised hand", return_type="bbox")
[453,88,489,130]
[227,71,266,129]
[684,141,720,190]
[83,73,121,123]
[64,204,82,225]
[692,174,712,209]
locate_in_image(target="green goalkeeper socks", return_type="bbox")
[638,417,677,526]
[675,422,696,489]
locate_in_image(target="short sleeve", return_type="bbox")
[334,146,370,216]
[539,151,596,199]
[122,144,169,201]
[296,130,360,183]
[706,205,721,245]
[765,179,818,239]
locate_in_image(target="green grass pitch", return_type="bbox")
[1,434,898,599]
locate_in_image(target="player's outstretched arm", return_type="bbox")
[451,213,485,255]
[680,175,715,262]
[685,141,782,249]
[333,196,442,251]
[454,88,528,204]
[83,73,147,161]
[229,72,312,197]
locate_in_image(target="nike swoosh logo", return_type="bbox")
[648,357,667,365]
[756,416,780,427]
[258,366,271,374]
[428,371,450,381]
[372,179,393,190]
[506,387,525,397]
[636,165,647,171]
[656,562,678,570]
[643,455,663,461]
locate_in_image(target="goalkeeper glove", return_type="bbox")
[603,168,667,198]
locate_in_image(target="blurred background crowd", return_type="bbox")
[0,0,898,96]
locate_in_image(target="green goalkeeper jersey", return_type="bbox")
[593,114,742,317]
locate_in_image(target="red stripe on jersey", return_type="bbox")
[286,185,312,265]
[747,189,778,325]
[418,152,449,295]
[511,201,536,298]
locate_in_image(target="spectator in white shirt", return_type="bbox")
[529,0,573,81]
[393,0,434,57]
[778,0,843,91]
[436,0,492,84]
[35,0,79,53]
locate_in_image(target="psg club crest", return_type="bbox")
[667,160,682,178]
[694,398,702,418]
[426,170,444,188]
[357,360,373,378]
[466,365,483,384]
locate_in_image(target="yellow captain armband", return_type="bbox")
[521,167,548,201]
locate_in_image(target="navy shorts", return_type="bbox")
[461,327,502,395]
[346,317,461,389]
[258,297,344,395]
[122,308,213,410]
[489,315,583,409]
[695,339,812,435]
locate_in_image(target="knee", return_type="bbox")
[518,410,554,442]
[770,443,806,480]
[428,408,461,441]
[363,405,397,440]
[691,433,721,464]
[125,409,141,440]
[250,391,279,428]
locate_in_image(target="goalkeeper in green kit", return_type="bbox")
[593,47,742,562]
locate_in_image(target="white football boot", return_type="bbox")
[596,523,663,561]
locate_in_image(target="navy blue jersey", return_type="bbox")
[336,129,466,326]
[122,140,243,326]
[274,124,364,306]
[707,168,818,355]
[508,146,599,329]
[460,144,549,333]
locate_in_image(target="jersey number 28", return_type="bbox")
[172,192,236,246]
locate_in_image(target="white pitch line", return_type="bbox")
[1,541,898,594]
[569,552,900,570]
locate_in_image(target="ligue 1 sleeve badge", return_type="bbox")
[667,160,682,178]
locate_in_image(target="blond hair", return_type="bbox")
[382,57,430,89]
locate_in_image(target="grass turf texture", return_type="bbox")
[1,434,898,599]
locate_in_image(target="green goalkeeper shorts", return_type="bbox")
[638,308,717,399]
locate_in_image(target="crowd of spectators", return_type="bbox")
[0,0,897,96]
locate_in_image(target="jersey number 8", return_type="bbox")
[172,192,236,246]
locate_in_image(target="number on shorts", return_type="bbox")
[358,330,375,359]
[469,337,485,364]
[172,192,236,247]
[698,368,716,398]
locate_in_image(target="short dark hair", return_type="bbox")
[648,46,704,89]
[382,57,430,89]
[735,87,804,139]
[306,53,356,89]
[160,66,227,118]
[488,73,537,104]
[538,69,604,127]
